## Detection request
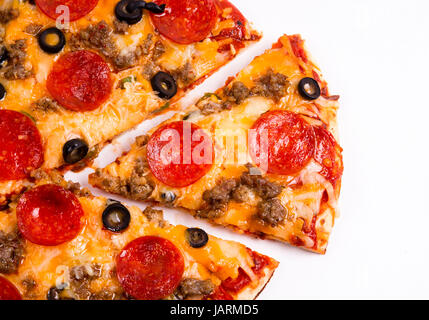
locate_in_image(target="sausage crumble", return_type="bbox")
[90,159,154,201]
[250,68,289,101]
[198,164,286,226]
[143,206,166,228]
[0,8,19,24]
[0,229,25,274]
[176,278,215,299]
[256,198,287,227]
[2,39,33,80]
[223,69,289,106]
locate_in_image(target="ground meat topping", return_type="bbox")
[152,40,166,60]
[172,61,196,87]
[128,161,155,200]
[2,63,32,80]
[46,264,123,300]
[69,264,102,300]
[223,69,289,105]
[2,39,33,80]
[70,264,102,282]
[197,179,237,219]
[142,61,159,80]
[224,81,250,104]
[142,206,166,228]
[0,8,19,24]
[241,165,283,200]
[69,21,117,59]
[256,198,287,227]
[113,19,129,34]
[176,278,215,299]
[115,34,163,70]
[90,288,125,300]
[197,95,232,116]
[198,99,223,115]
[0,229,25,274]
[24,23,42,35]
[91,161,154,201]
[250,68,289,101]
[141,33,154,56]
[198,165,284,221]
[0,26,5,43]
[232,184,253,203]
[31,97,61,118]
[22,277,36,295]
[203,179,238,205]
[113,50,139,70]
[70,24,162,70]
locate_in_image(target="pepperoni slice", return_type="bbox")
[147,121,214,188]
[116,236,184,300]
[16,184,84,246]
[313,126,343,186]
[0,110,44,181]
[0,276,22,300]
[47,50,112,112]
[249,110,315,175]
[150,0,217,44]
[212,0,246,41]
[36,0,99,22]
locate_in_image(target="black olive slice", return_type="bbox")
[102,201,131,233]
[38,27,66,54]
[144,2,166,14]
[151,72,178,99]
[186,228,209,248]
[161,191,176,203]
[62,139,89,164]
[115,0,144,25]
[298,77,321,100]
[0,83,5,101]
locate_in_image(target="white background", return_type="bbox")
[67,0,429,299]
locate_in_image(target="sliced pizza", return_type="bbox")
[0,0,260,205]
[0,171,278,300]
[89,35,343,254]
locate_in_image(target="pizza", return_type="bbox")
[0,171,278,300]
[0,0,343,301]
[0,0,260,206]
[89,34,344,254]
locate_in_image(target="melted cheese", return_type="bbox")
[93,35,341,254]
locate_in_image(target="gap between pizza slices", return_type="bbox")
[90,34,344,254]
[0,0,260,206]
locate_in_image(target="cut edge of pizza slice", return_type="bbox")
[0,170,278,300]
[89,34,343,254]
[0,0,261,205]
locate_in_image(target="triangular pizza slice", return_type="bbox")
[0,171,278,300]
[90,35,343,254]
[0,0,260,205]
